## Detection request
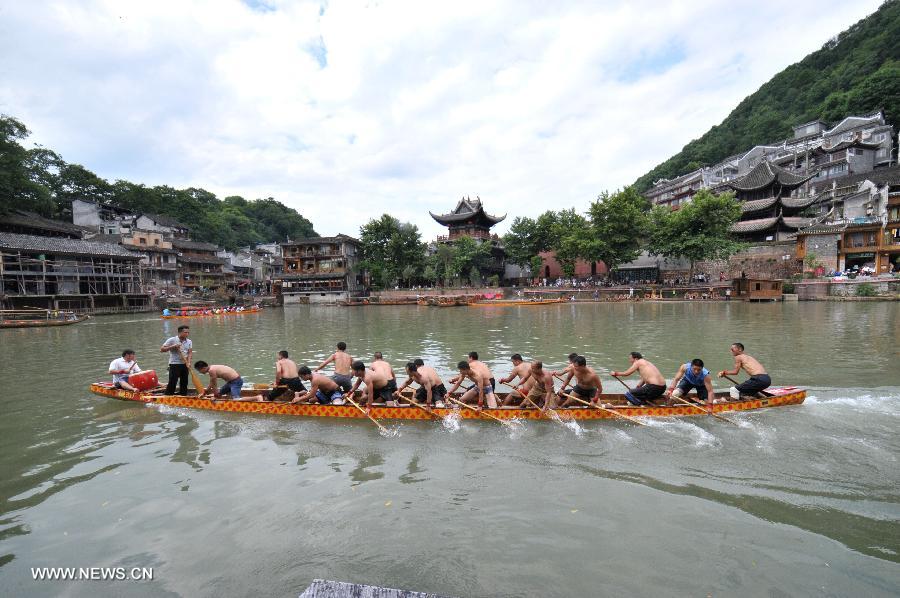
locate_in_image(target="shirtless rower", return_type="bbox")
[396,361,447,408]
[293,366,344,405]
[557,356,603,408]
[666,358,715,407]
[194,361,249,402]
[253,350,305,401]
[352,360,398,409]
[550,352,580,378]
[718,342,771,399]
[499,354,533,406]
[315,341,353,392]
[349,352,397,396]
[521,361,555,411]
[447,361,496,409]
[371,352,396,380]
[611,352,667,405]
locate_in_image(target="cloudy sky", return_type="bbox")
[0,0,884,238]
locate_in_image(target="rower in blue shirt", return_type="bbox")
[666,358,715,406]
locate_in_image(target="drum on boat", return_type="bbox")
[129,370,159,391]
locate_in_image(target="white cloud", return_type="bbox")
[0,0,884,238]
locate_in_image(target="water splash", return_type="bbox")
[505,418,526,440]
[379,424,402,439]
[547,410,584,436]
[441,411,462,433]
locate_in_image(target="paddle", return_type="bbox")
[722,374,774,397]
[447,397,515,428]
[395,391,443,420]
[344,394,391,434]
[666,393,738,426]
[177,344,207,398]
[558,391,646,426]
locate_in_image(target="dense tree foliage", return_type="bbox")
[358,214,427,288]
[646,190,744,277]
[0,115,316,249]
[634,1,900,192]
[502,187,648,277]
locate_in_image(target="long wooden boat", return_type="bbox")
[160,307,261,319]
[471,298,568,307]
[88,383,805,421]
[1,310,88,329]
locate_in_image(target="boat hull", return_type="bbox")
[88,383,806,421]
[1,316,88,329]
[470,299,567,307]
[160,308,261,319]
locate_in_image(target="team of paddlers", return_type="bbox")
[108,326,772,412]
[161,305,260,317]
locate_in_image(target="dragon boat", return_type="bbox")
[470,298,567,307]
[88,383,806,421]
[160,307,261,319]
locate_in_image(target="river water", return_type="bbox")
[1,302,898,597]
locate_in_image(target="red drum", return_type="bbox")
[129,370,159,391]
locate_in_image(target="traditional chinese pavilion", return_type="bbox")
[430,196,506,278]
[726,161,817,242]
[430,196,506,241]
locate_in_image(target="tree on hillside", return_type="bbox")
[358,214,426,289]
[583,187,649,272]
[0,115,59,216]
[647,189,744,279]
[1,113,318,248]
[634,1,900,192]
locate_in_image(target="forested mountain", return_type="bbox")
[634,0,900,192]
[0,115,316,249]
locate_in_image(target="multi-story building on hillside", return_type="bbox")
[172,239,231,292]
[279,235,363,303]
[646,110,896,209]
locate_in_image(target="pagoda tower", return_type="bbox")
[430,196,507,277]
[726,161,818,242]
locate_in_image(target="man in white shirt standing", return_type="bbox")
[109,349,141,391]
[161,325,192,395]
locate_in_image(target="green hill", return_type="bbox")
[0,115,316,250]
[634,0,900,192]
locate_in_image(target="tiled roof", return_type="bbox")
[728,161,813,192]
[141,213,189,229]
[740,197,778,213]
[781,196,819,209]
[178,255,227,265]
[827,164,900,189]
[799,222,847,234]
[782,217,812,229]
[0,210,85,237]
[0,232,143,258]
[171,239,222,251]
[282,234,360,245]
[430,197,506,225]
[730,217,778,233]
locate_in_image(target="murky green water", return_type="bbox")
[1,302,899,597]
